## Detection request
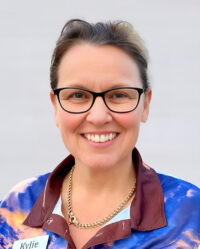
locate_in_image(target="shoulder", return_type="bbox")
[0,173,50,247]
[0,173,49,214]
[158,173,200,200]
[158,173,200,234]
[158,173,200,208]
[156,174,200,247]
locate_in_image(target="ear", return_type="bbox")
[141,89,152,123]
[50,91,60,127]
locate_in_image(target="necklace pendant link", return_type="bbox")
[68,212,79,226]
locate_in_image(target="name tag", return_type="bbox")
[13,235,49,249]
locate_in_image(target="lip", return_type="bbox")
[81,131,118,135]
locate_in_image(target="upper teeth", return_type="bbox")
[84,133,117,143]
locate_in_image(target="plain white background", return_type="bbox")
[0,0,199,198]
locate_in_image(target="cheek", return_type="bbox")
[114,112,141,152]
[57,111,84,135]
[114,110,141,130]
[57,112,85,153]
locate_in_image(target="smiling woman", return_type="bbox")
[0,19,200,249]
[50,43,150,172]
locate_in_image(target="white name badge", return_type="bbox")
[13,235,49,249]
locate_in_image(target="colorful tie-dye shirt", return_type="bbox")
[0,149,200,249]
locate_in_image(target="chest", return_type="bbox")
[69,225,103,249]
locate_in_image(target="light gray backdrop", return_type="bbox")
[0,0,199,198]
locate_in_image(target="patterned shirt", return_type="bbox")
[0,148,200,249]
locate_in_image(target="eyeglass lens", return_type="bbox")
[58,88,140,113]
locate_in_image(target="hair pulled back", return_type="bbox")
[50,19,149,90]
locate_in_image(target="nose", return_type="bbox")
[86,96,112,125]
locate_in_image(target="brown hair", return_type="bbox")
[50,19,149,90]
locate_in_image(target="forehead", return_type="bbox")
[57,43,142,89]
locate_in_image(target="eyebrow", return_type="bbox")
[107,83,136,88]
[59,82,137,90]
[59,83,85,88]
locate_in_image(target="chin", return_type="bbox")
[80,154,121,171]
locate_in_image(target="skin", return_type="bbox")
[50,43,151,248]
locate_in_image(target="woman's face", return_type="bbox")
[50,43,151,169]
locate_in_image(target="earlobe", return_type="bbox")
[50,91,60,127]
[141,89,152,123]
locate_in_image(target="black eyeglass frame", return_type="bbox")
[53,87,145,114]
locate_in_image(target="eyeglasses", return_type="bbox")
[53,87,145,114]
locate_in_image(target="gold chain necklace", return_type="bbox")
[67,166,136,229]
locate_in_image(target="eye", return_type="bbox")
[112,92,128,98]
[107,90,129,99]
[59,89,92,105]
[69,92,86,99]
[105,89,139,105]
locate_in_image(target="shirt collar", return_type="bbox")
[23,148,167,231]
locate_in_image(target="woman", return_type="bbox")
[0,19,200,249]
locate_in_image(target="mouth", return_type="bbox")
[83,133,118,143]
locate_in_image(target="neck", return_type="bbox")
[72,156,136,196]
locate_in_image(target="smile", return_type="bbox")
[83,133,118,143]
